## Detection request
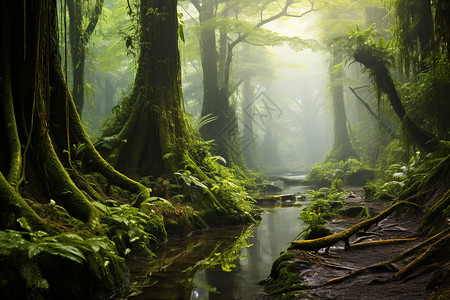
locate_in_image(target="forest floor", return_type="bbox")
[262,187,450,299]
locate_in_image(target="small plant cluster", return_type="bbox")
[93,201,166,257]
[307,158,363,186]
[172,146,259,223]
[299,180,347,240]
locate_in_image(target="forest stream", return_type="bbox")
[123,182,309,299]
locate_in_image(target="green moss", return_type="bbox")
[270,251,296,279]
[304,225,334,240]
[339,206,370,218]
[162,207,207,236]
[266,252,306,297]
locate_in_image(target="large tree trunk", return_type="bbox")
[67,0,85,114]
[0,0,149,230]
[196,1,243,166]
[104,0,188,178]
[241,76,260,170]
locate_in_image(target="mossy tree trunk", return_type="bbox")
[102,0,190,178]
[0,0,149,230]
[327,49,357,162]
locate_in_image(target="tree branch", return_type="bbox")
[229,0,315,50]
[84,0,104,42]
[349,86,397,138]
[189,0,201,12]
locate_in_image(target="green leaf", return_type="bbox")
[29,242,87,265]
[17,217,32,232]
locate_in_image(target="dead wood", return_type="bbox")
[289,201,420,252]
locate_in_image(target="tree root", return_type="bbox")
[1,62,22,187]
[421,188,450,233]
[325,261,398,285]
[65,88,151,207]
[325,228,450,285]
[70,169,105,203]
[0,172,50,232]
[45,133,100,226]
[289,201,421,252]
[395,232,450,279]
[391,227,450,262]
[350,238,417,248]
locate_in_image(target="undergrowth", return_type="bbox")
[299,180,347,240]
[364,140,450,202]
[306,158,366,186]
[0,218,127,299]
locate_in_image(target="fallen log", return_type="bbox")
[289,201,421,252]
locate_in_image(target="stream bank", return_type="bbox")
[263,187,450,299]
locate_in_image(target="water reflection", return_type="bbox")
[126,185,308,300]
[191,207,304,299]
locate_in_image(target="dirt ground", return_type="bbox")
[264,187,450,299]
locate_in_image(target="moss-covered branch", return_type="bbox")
[289,201,421,252]
[395,232,450,279]
[326,229,450,285]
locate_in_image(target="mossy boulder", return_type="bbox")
[256,183,283,193]
[266,251,306,298]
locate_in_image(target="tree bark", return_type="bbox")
[241,75,260,170]
[0,0,149,229]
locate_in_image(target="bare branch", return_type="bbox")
[349,87,397,138]
[229,0,315,50]
[189,0,201,12]
[180,3,198,24]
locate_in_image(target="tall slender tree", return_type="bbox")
[67,0,104,115]
[327,46,357,161]
[189,0,316,166]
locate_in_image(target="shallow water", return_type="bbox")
[126,185,309,300]
[190,206,306,299]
